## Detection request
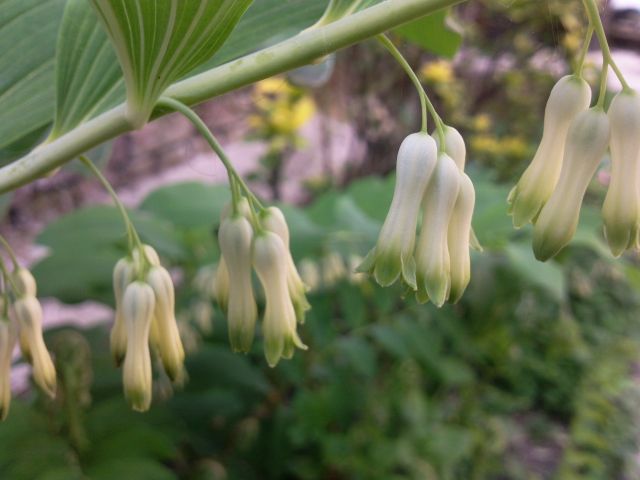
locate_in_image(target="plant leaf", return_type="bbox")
[0,0,65,163]
[51,0,124,138]
[90,0,254,125]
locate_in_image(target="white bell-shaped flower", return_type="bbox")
[262,206,310,323]
[111,256,134,365]
[359,132,438,288]
[534,107,611,260]
[509,75,592,227]
[14,296,57,398]
[0,321,16,420]
[447,172,476,303]
[122,281,155,412]
[415,153,461,306]
[252,232,307,367]
[219,215,258,353]
[146,265,185,381]
[602,90,640,256]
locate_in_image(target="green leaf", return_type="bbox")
[51,0,124,138]
[0,0,65,164]
[139,181,229,230]
[505,242,566,301]
[90,0,254,125]
[86,459,177,480]
[394,9,462,58]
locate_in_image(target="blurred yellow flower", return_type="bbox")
[420,60,454,84]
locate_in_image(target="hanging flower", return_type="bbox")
[508,75,591,227]
[146,265,185,381]
[415,153,461,306]
[448,172,476,303]
[219,215,258,353]
[252,232,307,367]
[602,89,640,257]
[359,132,438,288]
[262,206,311,323]
[122,281,155,412]
[533,108,610,261]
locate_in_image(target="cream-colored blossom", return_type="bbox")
[447,172,476,303]
[219,215,258,353]
[360,133,438,288]
[602,90,640,256]
[262,206,310,323]
[508,75,591,227]
[14,297,56,398]
[534,108,610,261]
[252,232,307,367]
[111,257,134,365]
[415,153,461,306]
[122,281,155,412]
[146,265,185,381]
[0,321,16,420]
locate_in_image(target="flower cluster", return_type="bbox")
[509,75,640,260]
[214,200,309,367]
[1,266,57,420]
[359,127,476,306]
[111,244,184,412]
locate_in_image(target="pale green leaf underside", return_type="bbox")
[51,0,125,138]
[0,0,65,162]
[89,0,253,123]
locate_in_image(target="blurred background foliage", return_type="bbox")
[4,0,640,479]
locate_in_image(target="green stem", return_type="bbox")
[576,25,594,77]
[597,61,609,108]
[0,0,466,194]
[0,235,19,270]
[78,156,142,251]
[0,257,20,296]
[376,34,446,147]
[376,34,428,132]
[582,0,630,90]
[155,97,264,211]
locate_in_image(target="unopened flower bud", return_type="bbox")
[262,207,310,323]
[534,107,610,261]
[219,215,258,353]
[436,125,466,170]
[14,297,56,398]
[111,257,134,365]
[253,232,307,367]
[416,153,461,306]
[122,282,155,412]
[12,268,36,298]
[359,133,438,288]
[133,244,160,267]
[447,172,476,303]
[146,266,184,381]
[602,90,640,257]
[0,321,15,420]
[509,75,591,227]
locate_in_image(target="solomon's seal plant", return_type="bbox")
[0,0,638,418]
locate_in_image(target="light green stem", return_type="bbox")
[597,62,609,108]
[0,0,465,194]
[0,257,20,296]
[0,235,19,270]
[576,25,594,77]
[376,34,446,146]
[376,34,429,132]
[582,0,630,90]
[155,97,264,212]
[78,156,142,251]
